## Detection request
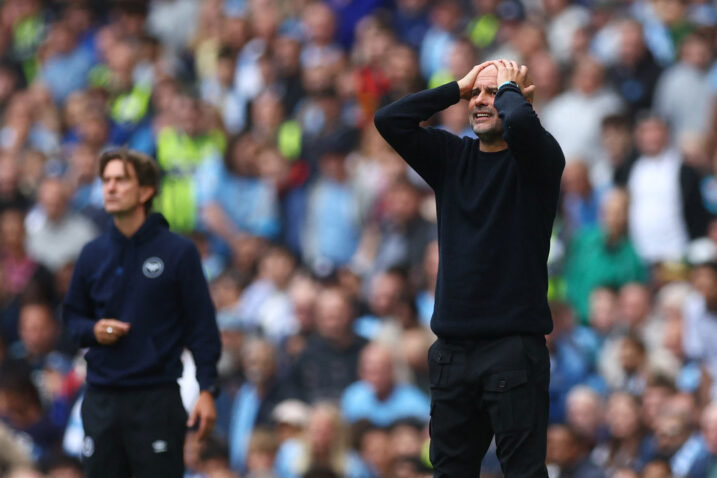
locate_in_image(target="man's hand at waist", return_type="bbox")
[94,319,131,345]
[187,391,217,441]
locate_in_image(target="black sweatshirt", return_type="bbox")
[374,81,564,338]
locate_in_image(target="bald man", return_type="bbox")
[375,60,565,477]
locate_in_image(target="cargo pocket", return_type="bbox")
[428,343,454,390]
[483,370,533,434]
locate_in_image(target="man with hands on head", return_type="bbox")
[63,149,221,478]
[374,60,564,477]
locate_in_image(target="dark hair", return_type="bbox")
[98,148,161,213]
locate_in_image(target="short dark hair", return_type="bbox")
[98,148,160,213]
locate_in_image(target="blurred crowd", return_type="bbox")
[2,0,717,477]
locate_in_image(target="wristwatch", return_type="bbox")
[499,80,519,90]
[203,385,220,398]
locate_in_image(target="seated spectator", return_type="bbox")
[24,177,97,272]
[560,160,602,237]
[302,135,363,276]
[592,392,649,474]
[0,362,64,463]
[564,188,647,323]
[687,402,717,477]
[341,343,429,426]
[565,386,607,448]
[274,403,369,478]
[547,424,605,478]
[682,259,717,399]
[228,338,285,473]
[287,287,367,404]
[198,132,281,244]
[354,268,408,340]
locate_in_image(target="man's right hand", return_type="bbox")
[94,319,131,345]
[457,61,494,100]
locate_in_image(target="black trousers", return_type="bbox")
[428,334,550,478]
[81,384,187,478]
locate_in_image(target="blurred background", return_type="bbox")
[1,0,717,477]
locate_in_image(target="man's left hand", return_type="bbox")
[494,59,536,103]
[187,391,217,441]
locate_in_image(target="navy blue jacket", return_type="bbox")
[62,213,221,391]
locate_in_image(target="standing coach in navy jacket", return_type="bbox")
[374,60,565,477]
[63,149,221,478]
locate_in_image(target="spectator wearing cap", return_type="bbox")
[615,114,711,264]
[272,399,311,445]
[341,343,429,427]
[565,188,647,323]
[274,402,369,478]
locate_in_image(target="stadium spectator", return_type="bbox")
[542,57,624,164]
[616,114,710,263]
[24,177,97,272]
[341,342,429,426]
[4,0,717,476]
[565,188,647,322]
[287,286,367,404]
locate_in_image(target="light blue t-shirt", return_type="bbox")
[341,381,430,427]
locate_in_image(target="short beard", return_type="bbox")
[476,128,503,145]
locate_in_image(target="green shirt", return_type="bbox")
[564,226,647,322]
